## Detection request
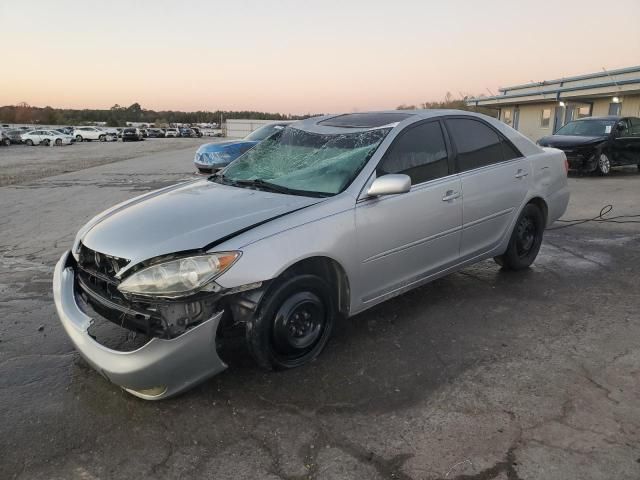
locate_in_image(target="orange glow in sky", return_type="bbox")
[1,0,639,114]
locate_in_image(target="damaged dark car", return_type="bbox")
[537,116,640,175]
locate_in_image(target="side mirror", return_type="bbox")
[367,174,411,197]
[616,122,626,131]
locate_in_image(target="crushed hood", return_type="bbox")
[80,179,320,268]
[538,135,607,149]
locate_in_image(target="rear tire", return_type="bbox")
[494,204,544,271]
[42,139,50,146]
[246,274,335,371]
[55,138,62,146]
[99,135,106,142]
[2,138,10,146]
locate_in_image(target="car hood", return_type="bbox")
[197,140,258,154]
[80,179,321,269]
[538,135,607,149]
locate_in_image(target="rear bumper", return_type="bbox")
[53,251,227,400]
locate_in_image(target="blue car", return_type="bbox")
[194,122,291,173]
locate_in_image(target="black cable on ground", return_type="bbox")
[547,204,640,231]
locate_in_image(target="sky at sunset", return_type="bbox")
[1,0,639,114]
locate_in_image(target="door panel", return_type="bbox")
[355,176,462,304]
[444,117,530,259]
[459,159,530,258]
[611,119,640,165]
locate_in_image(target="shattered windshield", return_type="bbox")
[219,126,391,196]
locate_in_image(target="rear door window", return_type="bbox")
[377,121,449,185]
[446,118,521,172]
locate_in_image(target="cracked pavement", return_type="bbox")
[0,143,639,479]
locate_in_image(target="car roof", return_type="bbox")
[290,109,541,157]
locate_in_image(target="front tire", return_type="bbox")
[25,139,34,146]
[2,138,10,146]
[42,139,50,147]
[99,135,106,142]
[246,274,335,371]
[494,204,544,271]
[75,135,83,142]
[595,153,611,176]
[55,138,62,146]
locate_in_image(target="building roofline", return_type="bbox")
[466,77,640,105]
[497,65,640,92]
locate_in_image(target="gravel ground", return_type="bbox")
[0,146,639,479]
[0,137,212,186]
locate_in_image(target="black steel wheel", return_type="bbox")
[247,274,335,370]
[494,203,544,270]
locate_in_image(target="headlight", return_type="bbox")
[118,252,240,297]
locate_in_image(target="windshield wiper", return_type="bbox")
[212,175,329,198]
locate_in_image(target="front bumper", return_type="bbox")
[53,251,227,400]
[565,152,597,172]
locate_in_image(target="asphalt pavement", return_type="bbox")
[0,145,639,479]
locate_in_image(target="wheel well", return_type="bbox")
[528,197,548,226]
[280,257,350,317]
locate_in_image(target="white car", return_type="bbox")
[100,128,120,141]
[164,128,179,137]
[22,130,74,146]
[73,126,113,142]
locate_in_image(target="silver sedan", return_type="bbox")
[53,110,570,399]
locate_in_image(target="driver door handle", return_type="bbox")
[515,169,529,179]
[442,190,460,202]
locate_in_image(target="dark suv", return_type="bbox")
[537,116,640,175]
[121,128,143,142]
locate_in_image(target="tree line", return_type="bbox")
[0,102,314,127]
[1,93,497,127]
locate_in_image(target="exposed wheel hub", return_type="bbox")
[272,293,325,354]
[516,215,536,257]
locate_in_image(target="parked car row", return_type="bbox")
[0,124,205,147]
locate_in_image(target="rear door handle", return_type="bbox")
[515,169,529,179]
[442,190,460,202]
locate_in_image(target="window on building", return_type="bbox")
[540,108,552,128]
[377,121,449,185]
[577,105,591,118]
[502,109,512,126]
[446,118,522,172]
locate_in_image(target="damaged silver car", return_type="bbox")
[54,110,570,400]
